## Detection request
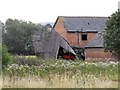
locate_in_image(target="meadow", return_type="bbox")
[2,56,119,88]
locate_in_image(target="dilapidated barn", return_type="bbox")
[32,27,77,59]
[53,16,113,59]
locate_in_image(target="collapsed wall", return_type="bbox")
[32,28,76,59]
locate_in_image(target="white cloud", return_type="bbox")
[0,0,119,23]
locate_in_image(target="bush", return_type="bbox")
[0,44,12,66]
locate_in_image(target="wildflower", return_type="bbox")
[80,63,85,66]
[85,62,88,64]
[12,64,19,67]
[91,63,97,67]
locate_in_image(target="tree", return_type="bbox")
[3,19,43,55]
[0,44,12,66]
[104,10,120,59]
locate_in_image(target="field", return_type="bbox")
[1,56,119,88]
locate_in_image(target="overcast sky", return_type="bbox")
[0,0,119,23]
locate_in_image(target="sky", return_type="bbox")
[0,0,119,23]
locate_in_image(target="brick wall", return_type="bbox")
[67,32,96,47]
[54,17,68,41]
[85,48,113,58]
[67,33,78,46]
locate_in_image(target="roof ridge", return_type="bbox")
[59,16,108,18]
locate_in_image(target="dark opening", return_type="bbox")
[82,33,87,40]
[72,47,85,61]
[57,46,76,60]
[57,46,64,59]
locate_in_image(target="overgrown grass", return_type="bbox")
[2,56,119,88]
[3,75,118,88]
[0,76,2,89]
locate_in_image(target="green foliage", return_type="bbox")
[104,10,120,57]
[0,44,12,66]
[2,19,44,55]
[3,57,118,81]
[2,57,118,88]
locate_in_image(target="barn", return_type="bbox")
[32,27,77,60]
[53,16,114,59]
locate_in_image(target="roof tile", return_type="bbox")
[62,16,108,32]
